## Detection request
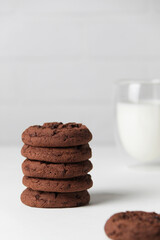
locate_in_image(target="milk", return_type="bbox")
[117,101,160,162]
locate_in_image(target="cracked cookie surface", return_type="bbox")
[105,211,160,240]
[23,174,93,192]
[21,144,92,163]
[22,122,92,147]
[22,159,93,179]
[21,188,90,208]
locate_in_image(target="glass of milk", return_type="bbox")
[115,79,160,163]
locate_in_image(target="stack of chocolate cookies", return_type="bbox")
[21,122,93,208]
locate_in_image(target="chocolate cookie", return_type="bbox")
[105,211,160,240]
[22,159,93,179]
[23,174,93,192]
[22,122,92,147]
[21,144,91,163]
[21,188,90,208]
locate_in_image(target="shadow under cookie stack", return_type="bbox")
[21,122,93,208]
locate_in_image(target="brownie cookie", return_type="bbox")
[21,188,90,208]
[23,174,93,192]
[21,144,91,163]
[105,211,160,240]
[22,122,92,147]
[22,159,93,179]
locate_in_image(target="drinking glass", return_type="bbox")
[115,79,160,163]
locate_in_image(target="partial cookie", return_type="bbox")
[105,211,160,240]
[21,144,91,163]
[23,174,93,192]
[22,122,92,147]
[22,159,93,179]
[21,188,90,208]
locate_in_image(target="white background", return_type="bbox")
[1,2,160,240]
[1,0,160,146]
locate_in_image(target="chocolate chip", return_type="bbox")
[154,216,160,221]
[24,165,30,171]
[54,192,58,199]
[35,194,40,200]
[76,194,81,199]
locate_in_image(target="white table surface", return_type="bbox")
[1,146,160,240]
